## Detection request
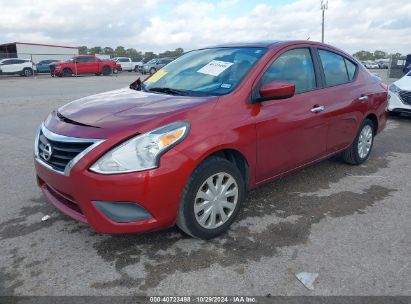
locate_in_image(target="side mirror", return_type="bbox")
[257,81,295,102]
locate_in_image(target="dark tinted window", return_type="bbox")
[119,58,129,62]
[261,48,317,93]
[1,59,12,64]
[344,58,356,80]
[318,50,350,86]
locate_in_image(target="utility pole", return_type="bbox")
[321,0,328,43]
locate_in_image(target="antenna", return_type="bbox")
[321,0,328,43]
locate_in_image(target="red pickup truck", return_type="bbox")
[50,55,120,77]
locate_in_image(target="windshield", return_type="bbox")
[142,47,267,96]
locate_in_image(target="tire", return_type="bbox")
[23,68,33,77]
[95,72,101,76]
[63,68,72,77]
[342,119,375,165]
[149,67,156,74]
[134,66,139,72]
[176,157,245,239]
[102,66,111,76]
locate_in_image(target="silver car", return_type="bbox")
[142,57,174,74]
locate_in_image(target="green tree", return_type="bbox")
[115,46,126,57]
[89,46,102,54]
[78,46,88,55]
[144,52,157,60]
[125,48,142,58]
[103,47,114,56]
[374,50,388,60]
[353,50,374,61]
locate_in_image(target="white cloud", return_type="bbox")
[0,0,410,55]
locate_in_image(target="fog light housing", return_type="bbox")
[93,201,152,223]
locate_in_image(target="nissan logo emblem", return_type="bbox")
[41,143,53,161]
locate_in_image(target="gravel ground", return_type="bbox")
[0,70,410,297]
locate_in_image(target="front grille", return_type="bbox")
[46,185,84,215]
[399,90,411,105]
[37,130,93,173]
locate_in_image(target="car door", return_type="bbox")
[0,59,13,73]
[254,47,329,182]
[74,57,86,74]
[316,49,365,152]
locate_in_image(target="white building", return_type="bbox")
[0,42,79,62]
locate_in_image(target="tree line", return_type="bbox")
[78,46,184,61]
[352,50,403,61]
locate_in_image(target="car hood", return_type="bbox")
[395,75,411,91]
[57,87,216,132]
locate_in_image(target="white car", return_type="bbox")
[0,58,37,76]
[388,71,411,115]
[363,61,380,69]
[113,57,142,72]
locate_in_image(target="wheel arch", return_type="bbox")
[365,113,378,134]
[194,147,252,189]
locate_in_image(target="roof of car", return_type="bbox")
[203,40,331,49]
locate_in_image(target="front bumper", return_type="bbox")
[388,91,411,113]
[34,137,194,234]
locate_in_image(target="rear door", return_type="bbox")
[315,48,364,152]
[254,47,329,182]
[1,59,19,73]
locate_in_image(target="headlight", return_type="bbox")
[389,84,399,94]
[90,121,189,174]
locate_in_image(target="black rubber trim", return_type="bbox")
[93,201,153,223]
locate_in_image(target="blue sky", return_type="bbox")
[0,0,410,54]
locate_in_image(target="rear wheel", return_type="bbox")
[176,157,245,239]
[23,68,33,77]
[342,119,375,165]
[102,66,111,76]
[134,66,139,72]
[149,67,156,74]
[63,68,72,77]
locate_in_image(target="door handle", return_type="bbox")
[311,105,325,113]
[359,95,369,102]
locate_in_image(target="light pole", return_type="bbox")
[321,0,328,43]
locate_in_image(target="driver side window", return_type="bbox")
[261,48,317,94]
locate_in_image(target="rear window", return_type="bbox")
[318,50,356,87]
[344,59,357,81]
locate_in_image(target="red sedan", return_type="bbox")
[34,41,388,239]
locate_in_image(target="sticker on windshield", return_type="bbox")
[221,83,232,89]
[145,69,167,83]
[197,60,233,76]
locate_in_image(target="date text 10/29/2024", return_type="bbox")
[149,296,257,303]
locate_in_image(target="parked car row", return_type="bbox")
[0,55,176,77]
[361,60,388,69]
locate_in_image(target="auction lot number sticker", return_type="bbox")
[150,296,257,303]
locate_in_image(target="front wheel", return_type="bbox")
[63,68,72,77]
[176,157,245,239]
[23,68,33,77]
[102,66,111,76]
[342,119,375,165]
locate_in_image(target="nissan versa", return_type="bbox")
[34,41,388,239]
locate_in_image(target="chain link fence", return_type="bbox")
[388,55,410,79]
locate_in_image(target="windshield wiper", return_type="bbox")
[147,87,188,96]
